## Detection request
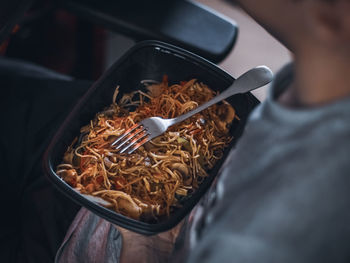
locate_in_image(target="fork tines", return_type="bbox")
[111,123,150,154]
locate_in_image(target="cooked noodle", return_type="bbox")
[56,76,237,222]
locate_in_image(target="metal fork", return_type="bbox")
[111,66,273,154]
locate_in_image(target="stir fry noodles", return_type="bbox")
[56,76,237,221]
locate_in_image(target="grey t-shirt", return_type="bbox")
[187,63,350,262]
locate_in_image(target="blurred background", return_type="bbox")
[103,0,292,101]
[198,0,291,100]
[2,0,291,101]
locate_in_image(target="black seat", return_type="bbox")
[61,0,238,63]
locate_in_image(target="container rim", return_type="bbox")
[42,40,251,235]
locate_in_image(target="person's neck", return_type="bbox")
[278,49,350,108]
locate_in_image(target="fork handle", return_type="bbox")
[167,66,273,126]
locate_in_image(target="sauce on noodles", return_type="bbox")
[56,76,237,222]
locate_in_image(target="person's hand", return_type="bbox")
[115,221,183,263]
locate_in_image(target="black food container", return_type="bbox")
[43,40,259,235]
